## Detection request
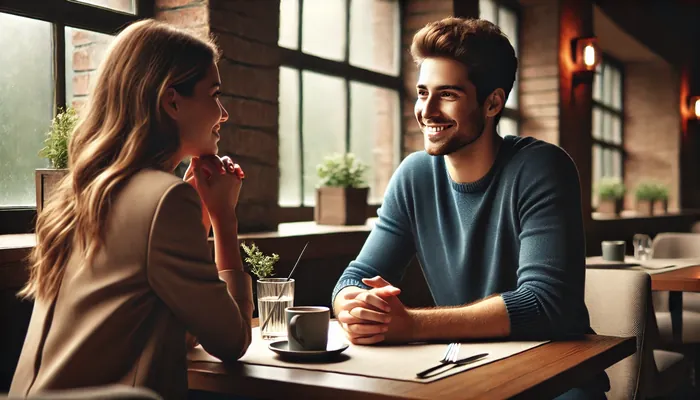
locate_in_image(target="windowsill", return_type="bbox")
[592,209,700,221]
[0,218,379,254]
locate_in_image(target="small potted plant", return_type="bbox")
[652,183,669,214]
[315,153,369,225]
[635,182,657,216]
[241,242,292,339]
[36,107,78,212]
[596,177,625,216]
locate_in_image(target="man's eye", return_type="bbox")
[417,91,428,97]
[441,92,455,98]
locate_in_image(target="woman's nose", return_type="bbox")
[219,102,229,122]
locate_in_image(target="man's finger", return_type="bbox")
[362,276,393,288]
[342,299,385,313]
[348,307,392,324]
[346,334,385,345]
[371,285,401,299]
[346,323,389,336]
[356,292,391,312]
[337,310,365,325]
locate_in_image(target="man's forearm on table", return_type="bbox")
[409,295,511,341]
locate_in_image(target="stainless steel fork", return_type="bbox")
[415,343,461,378]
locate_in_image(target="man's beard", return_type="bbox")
[425,111,486,156]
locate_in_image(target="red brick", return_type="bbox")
[72,44,107,71]
[72,73,90,96]
[218,125,278,164]
[406,0,452,15]
[155,6,208,28]
[233,163,278,203]
[208,0,279,19]
[209,8,278,44]
[218,60,278,102]
[216,33,279,66]
[220,97,278,129]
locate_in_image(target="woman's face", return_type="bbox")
[170,63,229,158]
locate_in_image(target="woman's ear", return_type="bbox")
[162,87,179,120]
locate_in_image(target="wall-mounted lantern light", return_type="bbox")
[688,96,700,119]
[570,36,601,85]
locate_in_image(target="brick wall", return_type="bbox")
[519,0,560,145]
[402,0,454,156]
[624,60,681,211]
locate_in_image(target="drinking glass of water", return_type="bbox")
[257,278,295,340]
[633,234,653,260]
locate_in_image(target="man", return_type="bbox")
[331,18,608,399]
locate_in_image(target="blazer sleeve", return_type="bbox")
[146,182,253,361]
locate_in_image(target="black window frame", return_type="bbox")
[0,0,154,234]
[276,0,405,223]
[591,54,625,196]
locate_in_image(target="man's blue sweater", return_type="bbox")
[332,135,592,339]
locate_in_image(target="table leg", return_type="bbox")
[669,291,683,344]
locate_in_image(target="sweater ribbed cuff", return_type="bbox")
[501,288,541,337]
[331,278,369,307]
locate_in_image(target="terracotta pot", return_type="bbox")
[635,199,653,216]
[597,198,623,216]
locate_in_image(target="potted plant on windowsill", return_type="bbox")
[241,242,292,339]
[596,177,625,216]
[634,182,657,216]
[652,183,669,215]
[36,107,78,213]
[314,153,369,226]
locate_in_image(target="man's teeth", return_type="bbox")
[426,125,449,133]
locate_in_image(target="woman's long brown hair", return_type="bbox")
[20,20,219,301]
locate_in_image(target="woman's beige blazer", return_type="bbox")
[10,169,254,399]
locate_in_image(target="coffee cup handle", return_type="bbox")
[289,314,304,347]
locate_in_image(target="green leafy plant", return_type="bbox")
[316,153,369,188]
[635,181,669,201]
[596,177,625,200]
[39,107,78,169]
[241,242,279,280]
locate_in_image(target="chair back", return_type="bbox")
[585,269,655,400]
[652,233,700,258]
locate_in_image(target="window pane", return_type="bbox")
[498,6,518,55]
[349,82,399,204]
[279,67,302,206]
[498,117,518,137]
[65,27,115,111]
[302,0,347,61]
[279,0,299,49]
[592,107,602,140]
[0,13,53,207]
[479,0,497,23]
[601,110,612,142]
[302,71,346,205]
[611,66,622,110]
[602,148,612,177]
[602,63,613,106]
[593,68,602,102]
[611,115,622,145]
[612,149,622,179]
[349,0,400,76]
[592,144,601,206]
[72,0,135,14]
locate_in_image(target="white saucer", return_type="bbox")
[268,340,349,362]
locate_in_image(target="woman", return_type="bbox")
[10,20,252,399]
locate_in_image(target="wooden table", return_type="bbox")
[651,265,700,343]
[188,330,634,400]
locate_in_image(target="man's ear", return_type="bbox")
[484,88,506,118]
[162,87,179,120]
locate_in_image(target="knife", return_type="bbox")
[416,352,489,378]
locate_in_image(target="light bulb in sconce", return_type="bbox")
[689,96,700,120]
[695,98,700,119]
[584,45,596,68]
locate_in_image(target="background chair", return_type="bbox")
[0,385,162,399]
[651,233,700,344]
[585,268,690,399]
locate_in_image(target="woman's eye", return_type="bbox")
[213,90,222,97]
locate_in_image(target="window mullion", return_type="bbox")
[344,0,351,153]
[53,22,67,113]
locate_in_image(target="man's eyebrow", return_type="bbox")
[416,84,466,92]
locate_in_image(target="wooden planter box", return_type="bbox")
[314,187,368,226]
[635,199,653,216]
[35,169,68,213]
[597,198,623,215]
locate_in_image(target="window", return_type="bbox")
[479,0,520,137]
[591,57,624,205]
[277,0,402,212]
[0,1,151,230]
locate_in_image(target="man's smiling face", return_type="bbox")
[414,57,486,156]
